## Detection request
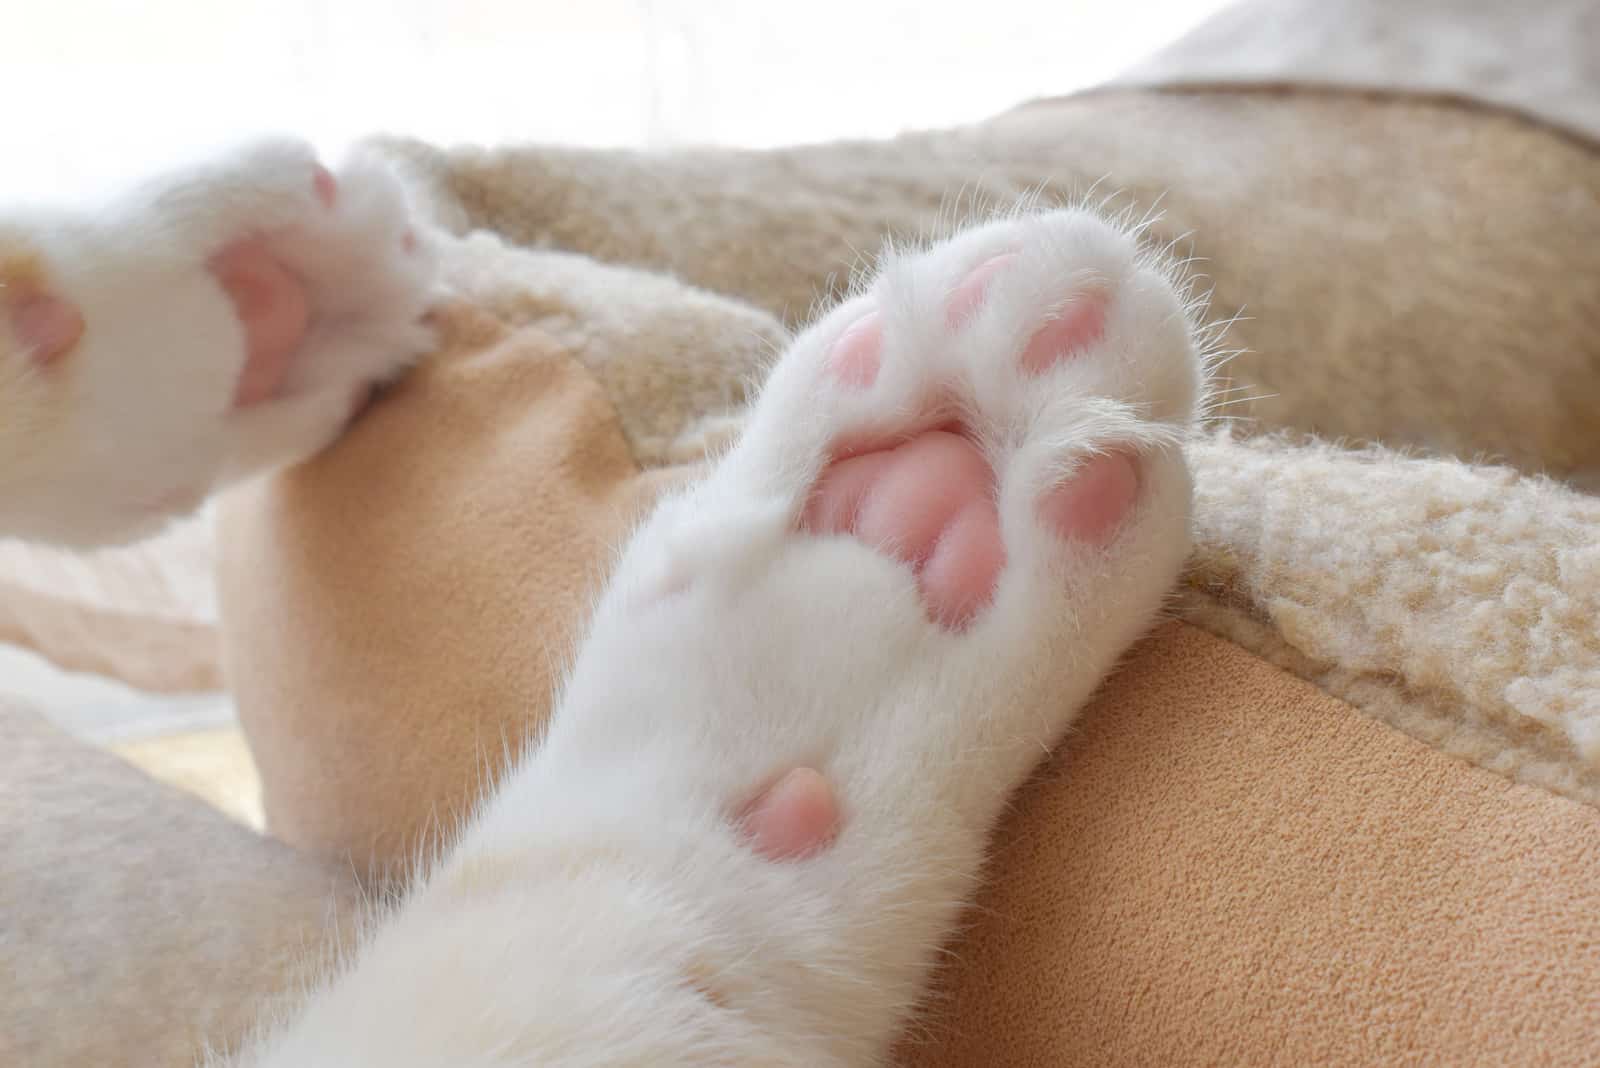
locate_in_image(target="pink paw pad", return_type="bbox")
[918,499,1008,628]
[1039,451,1140,546]
[945,251,1017,327]
[1019,293,1108,375]
[945,251,1108,373]
[739,767,840,861]
[825,311,883,388]
[8,293,85,366]
[800,439,1141,629]
[209,239,311,409]
[799,248,1138,629]
[312,165,338,209]
[802,431,1005,630]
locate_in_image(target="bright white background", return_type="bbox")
[3,0,1228,200]
[1,0,1228,725]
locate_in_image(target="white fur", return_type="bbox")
[231,209,1201,1066]
[0,140,438,546]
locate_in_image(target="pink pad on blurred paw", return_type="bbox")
[8,293,84,366]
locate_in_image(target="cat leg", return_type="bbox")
[0,140,437,546]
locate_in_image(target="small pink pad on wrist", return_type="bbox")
[739,767,841,861]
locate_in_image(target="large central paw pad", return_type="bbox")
[795,244,1154,629]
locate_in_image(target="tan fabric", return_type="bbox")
[216,302,696,872]
[119,620,1600,1067]
[106,619,1600,1066]
[898,622,1600,1066]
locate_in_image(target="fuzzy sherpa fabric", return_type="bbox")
[1184,432,1600,807]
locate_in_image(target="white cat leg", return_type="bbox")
[0,140,437,545]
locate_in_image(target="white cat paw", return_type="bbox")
[0,139,438,545]
[515,207,1205,1059]
[601,206,1201,726]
